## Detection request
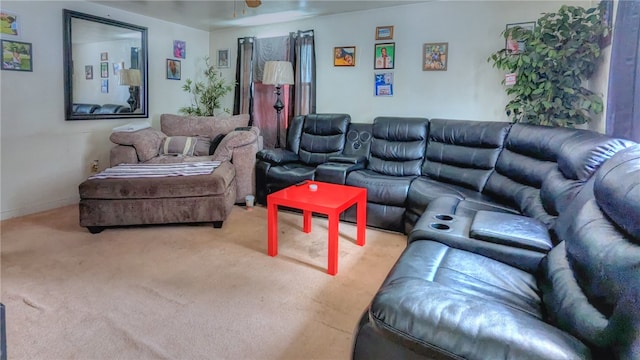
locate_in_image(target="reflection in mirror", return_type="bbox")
[63,9,148,120]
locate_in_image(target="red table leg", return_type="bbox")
[327,212,339,275]
[267,201,278,256]
[303,210,312,233]
[356,192,366,246]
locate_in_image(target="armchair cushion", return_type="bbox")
[110,127,166,162]
[160,114,250,139]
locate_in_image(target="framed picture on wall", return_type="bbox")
[423,42,448,71]
[505,22,535,55]
[173,40,186,59]
[334,46,355,66]
[167,58,181,80]
[217,49,229,68]
[0,10,21,37]
[375,25,394,40]
[100,62,108,78]
[85,65,93,79]
[374,72,393,96]
[101,79,108,93]
[374,42,394,70]
[1,39,32,71]
[100,51,108,61]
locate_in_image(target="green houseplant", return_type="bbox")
[488,4,609,127]
[179,57,234,116]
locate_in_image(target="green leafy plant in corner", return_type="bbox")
[179,57,235,116]
[488,4,609,127]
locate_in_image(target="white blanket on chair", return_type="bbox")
[89,161,221,179]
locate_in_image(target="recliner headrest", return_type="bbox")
[558,132,635,180]
[594,144,640,240]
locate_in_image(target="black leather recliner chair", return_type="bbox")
[254,113,351,205]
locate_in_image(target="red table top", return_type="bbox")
[267,181,366,213]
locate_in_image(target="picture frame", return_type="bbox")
[85,65,93,79]
[423,42,448,71]
[374,72,394,96]
[112,61,123,76]
[374,42,395,70]
[100,51,108,61]
[0,10,20,37]
[375,25,394,40]
[1,39,32,71]
[217,49,229,68]
[173,40,186,59]
[334,46,356,66]
[166,58,181,80]
[505,21,535,55]
[100,61,108,78]
[101,79,108,93]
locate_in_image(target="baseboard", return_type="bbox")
[0,197,78,221]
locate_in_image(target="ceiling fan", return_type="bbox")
[245,0,262,8]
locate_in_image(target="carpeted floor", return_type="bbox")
[0,204,406,360]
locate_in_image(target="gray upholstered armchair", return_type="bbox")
[109,114,263,203]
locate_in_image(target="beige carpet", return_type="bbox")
[0,204,406,360]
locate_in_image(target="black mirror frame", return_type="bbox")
[63,9,148,121]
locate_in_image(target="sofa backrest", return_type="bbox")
[422,119,511,191]
[160,114,250,138]
[483,123,633,227]
[367,117,429,176]
[287,113,351,165]
[540,144,640,358]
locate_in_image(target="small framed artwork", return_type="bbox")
[374,42,394,70]
[100,52,108,61]
[375,25,394,40]
[0,10,20,37]
[334,46,356,66]
[173,40,186,59]
[1,39,32,71]
[217,49,229,68]
[423,42,448,71]
[167,58,181,80]
[100,62,108,78]
[112,61,123,76]
[374,72,394,96]
[85,65,93,79]
[505,22,535,55]
[101,79,108,93]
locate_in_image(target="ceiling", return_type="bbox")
[94,0,430,31]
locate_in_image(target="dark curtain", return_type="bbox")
[606,0,640,141]
[233,31,316,149]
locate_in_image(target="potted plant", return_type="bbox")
[488,4,609,127]
[179,56,235,116]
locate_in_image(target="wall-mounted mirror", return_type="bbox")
[63,9,148,120]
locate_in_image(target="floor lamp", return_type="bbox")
[262,61,294,148]
[119,69,142,111]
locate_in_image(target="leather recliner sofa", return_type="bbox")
[255,114,639,358]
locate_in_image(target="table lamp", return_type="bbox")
[119,69,142,111]
[262,61,294,148]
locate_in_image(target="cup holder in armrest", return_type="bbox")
[434,214,454,221]
[429,223,451,231]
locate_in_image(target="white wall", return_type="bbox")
[0,1,210,220]
[211,1,589,124]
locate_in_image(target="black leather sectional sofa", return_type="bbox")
[255,114,640,359]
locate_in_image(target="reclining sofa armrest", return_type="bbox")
[328,154,368,165]
[256,148,300,165]
[109,127,166,164]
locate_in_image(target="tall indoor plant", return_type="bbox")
[179,57,234,116]
[488,4,609,127]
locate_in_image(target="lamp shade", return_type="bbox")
[119,69,142,86]
[262,61,294,86]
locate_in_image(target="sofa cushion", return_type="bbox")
[368,117,428,176]
[346,169,413,207]
[160,136,198,156]
[110,127,166,162]
[160,114,250,139]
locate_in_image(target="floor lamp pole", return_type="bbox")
[273,84,284,148]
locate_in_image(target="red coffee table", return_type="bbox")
[267,181,367,275]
